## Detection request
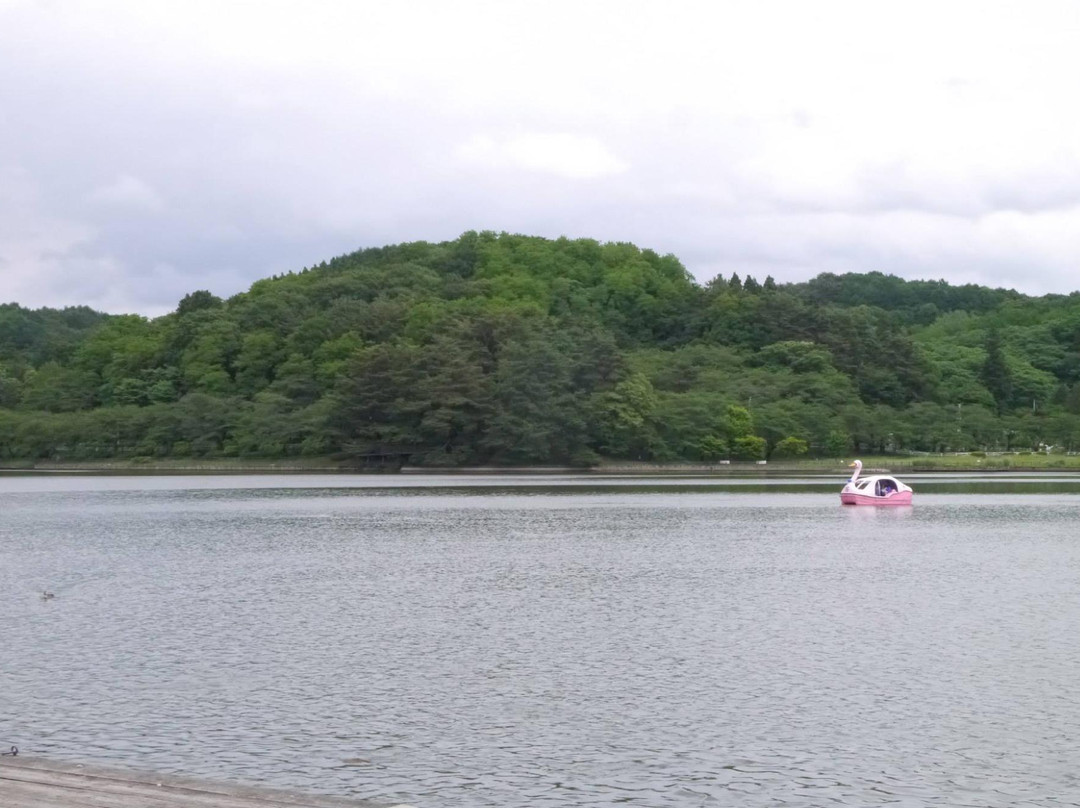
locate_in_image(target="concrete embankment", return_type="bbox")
[0,755,415,808]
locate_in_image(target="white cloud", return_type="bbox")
[3,0,1080,311]
[0,167,96,304]
[87,174,165,212]
[458,133,628,180]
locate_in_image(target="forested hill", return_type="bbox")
[2,231,1080,465]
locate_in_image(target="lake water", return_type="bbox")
[2,473,1080,807]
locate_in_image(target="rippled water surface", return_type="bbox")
[3,473,1080,807]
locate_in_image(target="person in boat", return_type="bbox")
[878,480,895,496]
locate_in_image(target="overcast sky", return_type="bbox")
[3,0,1080,314]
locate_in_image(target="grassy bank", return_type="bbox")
[3,456,359,473]
[4,452,1080,474]
[598,454,1080,473]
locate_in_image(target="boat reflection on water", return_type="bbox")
[841,502,916,523]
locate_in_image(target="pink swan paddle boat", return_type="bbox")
[840,459,913,506]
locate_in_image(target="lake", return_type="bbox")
[2,473,1080,807]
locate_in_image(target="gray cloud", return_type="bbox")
[3,0,1080,315]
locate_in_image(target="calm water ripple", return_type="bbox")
[2,475,1080,807]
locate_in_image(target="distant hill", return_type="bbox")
[2,232,1079,465]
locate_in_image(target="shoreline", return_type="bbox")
[4,454,1080,475]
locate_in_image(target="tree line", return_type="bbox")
[2,231,1080,465]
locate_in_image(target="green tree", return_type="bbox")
[731,435,766,460]
[724,404,754,439]
[111,377,150,407]
[331,342,424,453]
[0,367,21,408]
[771,436,809,458]
[825,430,850,457]
[591,372,660,458]
[981,328,1013,414]
[699,435,728,460]
[234,330,283,395]
[19,363,97,412]
[483,329,592,464]
[177,290,223,316]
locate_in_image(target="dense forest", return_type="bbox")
[2,231,1080,466]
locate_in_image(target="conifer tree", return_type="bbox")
[981,327,1012,414]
